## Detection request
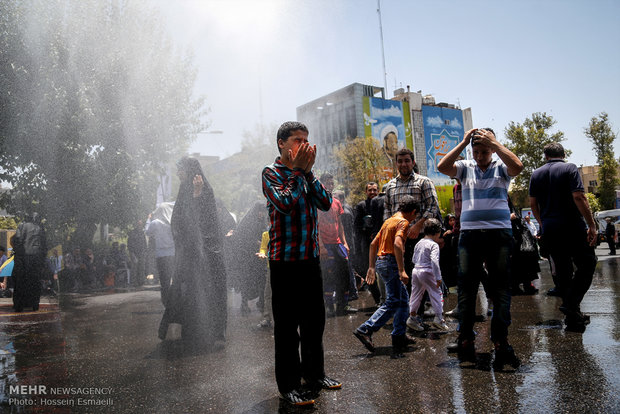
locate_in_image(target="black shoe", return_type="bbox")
[577,312,591,325]
[565,321,587,333]
[311,376,342,390]
[457,338,476,363]
[32,304,39,311]
[493,343,521,371]
[560,306,590,325]
[280,389,315,406]
[404,334,417,346]
[511,286,525,296]
[391,335,407,359]
[353,330,375,352]
[523,284,539,295]
[547,287,562,297]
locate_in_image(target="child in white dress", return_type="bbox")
[406,218,450,331]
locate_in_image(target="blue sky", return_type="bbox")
[154,0,620,166]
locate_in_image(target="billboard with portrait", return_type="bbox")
[422,105,466,186]
[363,97,413,177]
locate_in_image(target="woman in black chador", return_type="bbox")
[13,213,47,312]
[159,157,227,349]
[229,202,268,315]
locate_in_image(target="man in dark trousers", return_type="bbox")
[127,219,147,287]
[605,218,616,255]
[354,182,382,305]
[262,121,341,406]
[530,142,597,333]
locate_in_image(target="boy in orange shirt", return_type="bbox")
[353,195,419,358]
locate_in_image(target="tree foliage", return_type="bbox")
[585,192,601,216]
[0,216,18,230]
[585,112,618,209]
[333,136,391,205]
[504,112,568,207]
[0,0,204,246]
[206,123,279,219]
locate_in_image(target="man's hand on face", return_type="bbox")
[193,174,204,197]
[304,144,316,173]
[291,142,314,171]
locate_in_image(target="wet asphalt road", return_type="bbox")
[0,247,619,414]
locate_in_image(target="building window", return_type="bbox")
[444,119,450,125]
[589,180,598,186]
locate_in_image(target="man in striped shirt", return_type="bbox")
[262,121,341,406]
[438,127,524,371]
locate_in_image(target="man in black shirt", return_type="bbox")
[529,143,597,333]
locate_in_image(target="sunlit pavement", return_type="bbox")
[0,249,618,413]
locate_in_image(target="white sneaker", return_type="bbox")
[406,316,425,332]
[432,318,450,331]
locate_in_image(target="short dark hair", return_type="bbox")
[423,218,442,236]
[543,142,565,158]
[395,148,414,162]
[366,182,378,190]
[276,121,309,154]
[398,195,420,214]
[471,127,496,147]
[320,172,334,182]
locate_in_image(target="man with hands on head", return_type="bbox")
[262,121,341,407]
[437,127,524,371]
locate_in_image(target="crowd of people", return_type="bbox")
[256,121,598,406]
[0,120,599,407]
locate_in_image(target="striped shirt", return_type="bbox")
[383,173,440,222]
[455,159,512,230]
[262,158,332,261]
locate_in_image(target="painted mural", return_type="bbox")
[422,105,466,186]
[363,97,413,177]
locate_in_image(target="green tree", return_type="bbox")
[0,216,18,230]
[333,136,391,205]
[585,112,618,209]
[504,112,568,206]
[0,0,204,246]
[585,192,601,216]
[206,123,279,219]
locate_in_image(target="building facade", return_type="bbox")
[297,83,472,210]
[296,83,472,185]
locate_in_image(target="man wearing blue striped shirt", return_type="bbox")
[438,127,523,370]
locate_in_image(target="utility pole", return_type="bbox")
[377,0,388,98]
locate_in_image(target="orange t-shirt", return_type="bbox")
[374,213,410,256]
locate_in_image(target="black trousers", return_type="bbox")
[545,228,597,312]
[156,256,174,306]
[269,258,325,394]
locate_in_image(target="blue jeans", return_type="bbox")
[457,229,513,343]
[357,255,409,337]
